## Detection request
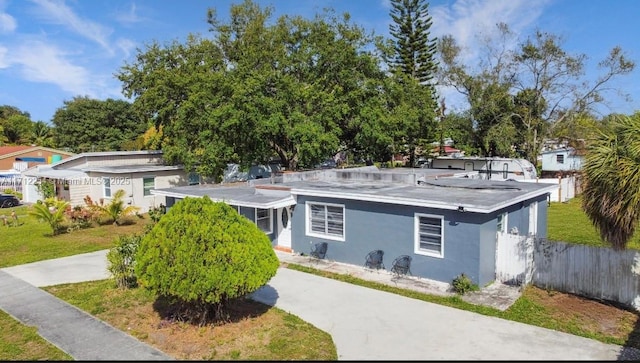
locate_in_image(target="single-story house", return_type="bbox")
[431,145,462,157]
[21,150,195,212]
[0,145,75,171]
[152,168,556,287]
[541,147,584,175]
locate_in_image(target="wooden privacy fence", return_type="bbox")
[496,234,640,311]
[533,239,640,311]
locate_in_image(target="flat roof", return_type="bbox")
[83,165,183,174]
[284,177,556,213]
[151,184,295,209]
[22,166,85,179]
[154,174,556,213]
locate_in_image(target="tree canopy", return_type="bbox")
[438,23,635,164]
[51,96,148,153]
[387,0,439,166]
[117,0,393,179]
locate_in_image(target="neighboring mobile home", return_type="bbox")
[540,147,584,176]
[427,156,538,181]
[152,168,555,286]
[22,150,193,212]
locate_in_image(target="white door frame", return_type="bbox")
[276,206,292,248]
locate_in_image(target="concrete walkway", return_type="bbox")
[1,249,640,360]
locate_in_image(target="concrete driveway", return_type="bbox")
[252,268,639,360]
[2,250,639,360]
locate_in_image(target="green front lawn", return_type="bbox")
[0,206,150,268]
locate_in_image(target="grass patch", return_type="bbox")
[287,263,640,349]
[0,310,71,360]
[44,279,337,360]
[0,206,151,268]
[547,197,640,250]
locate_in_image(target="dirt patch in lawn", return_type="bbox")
[45,281,336,361]
[525,286,640,347]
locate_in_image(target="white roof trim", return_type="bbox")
[151,189,296,209]
[290,184,557,213]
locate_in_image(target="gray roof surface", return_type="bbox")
[83,164,183,174]
[282,177,556,213]
[152,183,295,209]
[22,166,85,179]
[154,175,556,213]
[49,150,163,167]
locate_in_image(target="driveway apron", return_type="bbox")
[251,268,635,360]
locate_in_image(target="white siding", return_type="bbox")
[495,232,534,286]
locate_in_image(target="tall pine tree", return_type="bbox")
[388,0,439,167]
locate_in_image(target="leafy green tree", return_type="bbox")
[29,198,70,236]
[118,0,388,178]
[387,0,439,167]
[135,196,279,325]
[581,112,640,250]
[31,121,55,147]
[52,97,148,153]
[440,110,477,156]
[0,106,32,145]
[438,24,635,164]
[1,114,34,144]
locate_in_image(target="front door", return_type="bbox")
[277,206,292,249]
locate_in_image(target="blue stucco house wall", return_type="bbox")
[291,194,548,287]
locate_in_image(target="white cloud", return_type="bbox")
[11,40,100,96]
[29,0,114,54]
[0,11,16,33]
[431,0,549,64]
[116,37,137,59]
[429,0,551,111]
[0,46,8,68]
[115,2,144,25]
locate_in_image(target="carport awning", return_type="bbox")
[22,167,85,179]
[151,184,296,209]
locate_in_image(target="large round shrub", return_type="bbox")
[135,196,279,324]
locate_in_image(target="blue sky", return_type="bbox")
[0,0,638,124]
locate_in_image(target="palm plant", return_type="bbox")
[581,113,640,250]
[87,189,140,225]
[29,198,70,235]
[31,121,54,147]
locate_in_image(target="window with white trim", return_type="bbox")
[255,208,272,234]
[143,177,155,196]
[102,177,111,198]
[306,202,345,241]
[497,212,508,233]
[556,154,565,164]
[415,214,443,257]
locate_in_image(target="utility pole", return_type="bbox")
[438,99,446,156]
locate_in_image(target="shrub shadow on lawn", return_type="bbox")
[151,286,277,327]
[620,314,640,360]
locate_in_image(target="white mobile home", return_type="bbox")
[427,156,537,181]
